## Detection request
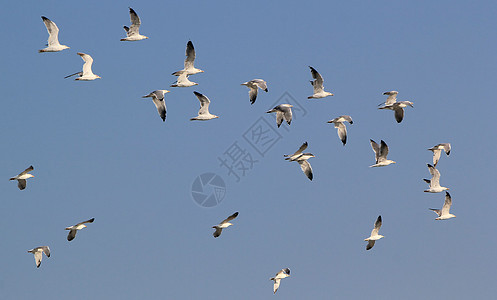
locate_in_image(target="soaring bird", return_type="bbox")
[270,268,291,294]
[327,115,353,145]
[307,66,333,99]
[120,7,148,41]
[170,73,198,87]
[430,192,456,220]
[27,246,50,268]
[172,41,204,76]
[38,16,70,53]
[369,140,396,167]
[65,218,95,241]
[190,91,219,121]
[142,90,169,122]
[364,215,383,250]
[424,164,449,193]
[10,165,35,190]
[378,91,413,123]
[212,212,239,238]
[64,53,101,81]
[428,143,451,166]
[284,142,315,181]
[241,79,268,104]
[266,104,293,128]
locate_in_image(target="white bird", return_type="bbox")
[172,41,204,76]
[430,192,456,220]
[27,246,50,268]
[38,16,70,53]
[378,91,413,123]
[364,215,384,250]
[212,212,238,238]
[327,115,353,145]
[190,91,219,121]
[369,140,396,167]
[307,66,333,99]
[428,143,451,166]
[284,142,314,181]
[142,90,169,122]
[170,73,198,87]
[270,268,290,294]
[424,164,449,193]
[241,79,268,104]
[65,53,101,80]
[65,218,95,241]
[10,165,34,190]
[266,104,293,128]
[120,7,148,41]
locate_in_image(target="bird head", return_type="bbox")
[27,174,35,178]
[96,75,102,79]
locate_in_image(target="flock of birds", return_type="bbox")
[11,6,456,295]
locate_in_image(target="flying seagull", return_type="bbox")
[170,73,198,87]
[327,115,353,145]
[10,165,34,190]
[270,268,290,294]
[266,104,293,128]
[65,218,95,241]
[284,142,314,181]
[38,16,70,53]
[27,246,50,268]
[120,7,148,41]
[190,91,219,121]
[364,215,383,250]
[369,140,396,167]
[142,90,169,122]
[430,192,456,220]
[241,79,268,104]
[378,91,413,123]
[424,164,449,193]
[212,212,238,238]
[64,53,101,80]
[308,66,333,99]
[428,143,451,166]
[172,41,204,76]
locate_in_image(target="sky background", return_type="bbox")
[1,0,496,299]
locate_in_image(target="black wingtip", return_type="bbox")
[264,88,268,92]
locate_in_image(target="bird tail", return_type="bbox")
[9,177,16,180]
[270,277,275,281]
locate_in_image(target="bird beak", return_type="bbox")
[327,120,332,123]
[289,105,294,107]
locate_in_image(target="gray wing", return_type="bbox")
[394,107,404,123]
[19,165,34,176]
[276,111,284,128]
[427,164,441,186]
[252,79,268,92]
[213,227,222,238]
[371,215,382,236]
[64,72,83,79]
[366,240,376,250]
[294,142,308,156]
[77,52,94,75]
[383,91,398,105]
[370,139,380,162]
[17,179,27,190]
[283,268,290,275]
[379,140,389,160]
[432,149,442,166]
[441,192,452,215]
[67,229,77,241]
[249,87,258,104]
[41,16,60,46]
[441,143,451,155]
[429,208,442,217]
[34,251,43,268]
[193,91,211,115]
[298,160,313,181]
[128,7,141,35]
[283,108,292,125]
[341,115,353,124]
[41,246,50,257]
[273,278,281,294]
[336,122,347,145]
[184,41,196,70]
[152,97,166,122]
[77,218,95,226]
[309,66,324,93]
[220,212,239,224]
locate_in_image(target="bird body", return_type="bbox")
[120,8,148,41]
[266,104,293,127]
[308,66,333,99]
[38,16,69,53]
[65,53,101,81]
[171,73,198,87]
[241,79,268,104]
[369,140,396,167]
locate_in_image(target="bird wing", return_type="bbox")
[77,53,94,75]
[442,143,451,155]
[193,91,211,115]
[273,278,281,294]
[249,87,258,104]
[67,229,77,241]
[432,149,442,166]
[309,66,324,93]
[429,208,442,217]
[152,97,167,122]
[371,215,382,236]
[276,111,284,127]
[184,41,196,70]
[41,246,50,257]
[220,212,239,224]
[294,142,308,156]
[17,179,27,190]
[41,17,60,46]
[252,79,268,91]
[34,251,42,268]
[370,139,380,162]
[393,107,404,123]
[427,164,441,187]
[128,7,141,35]
[384,91,397,105]
[282,107,292,125]
[441,192,452,215]
[213,227,222,238]
[379,140,389,160]
[19,165,34,176]
[366,240,376,250]
[64,72,83,79]
[336,122,347,145]
[341,115,353,124]
[77,218,95,226]
[298,160,313,181]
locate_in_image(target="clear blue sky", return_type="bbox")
[1,0,496,299]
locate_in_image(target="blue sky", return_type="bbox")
[1,0,496,299]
